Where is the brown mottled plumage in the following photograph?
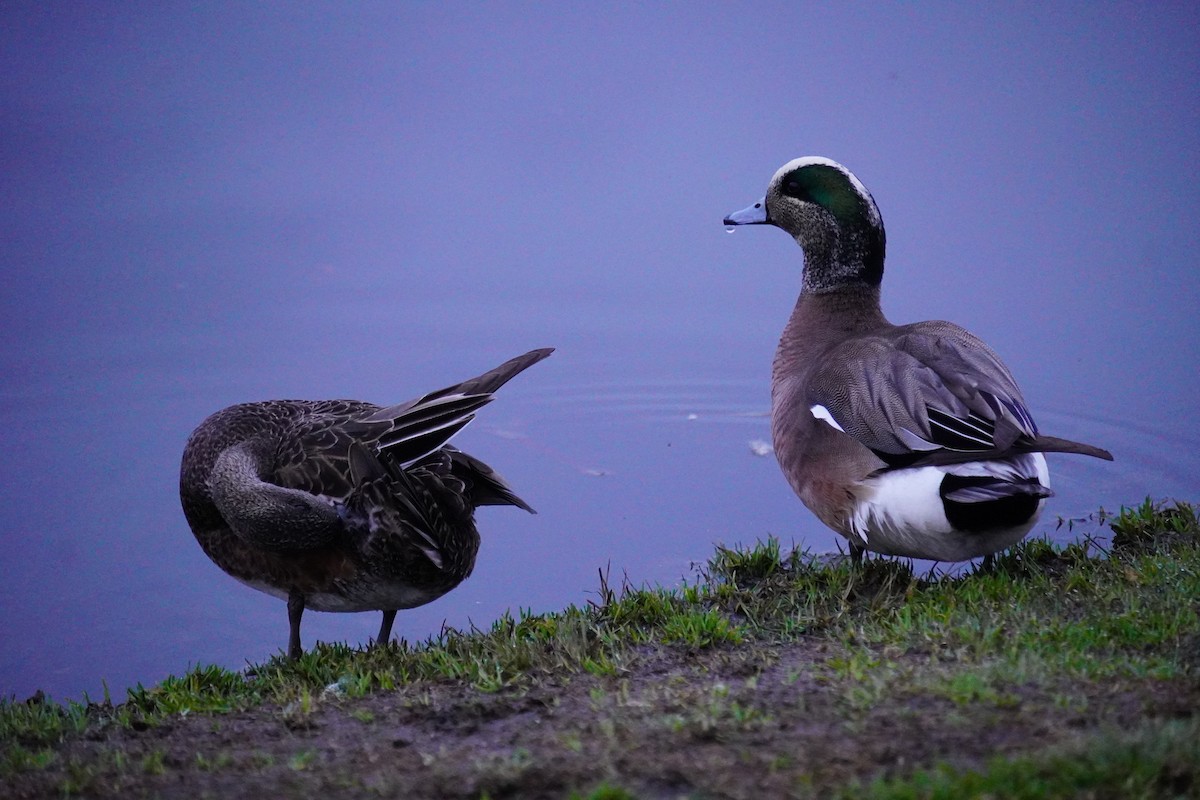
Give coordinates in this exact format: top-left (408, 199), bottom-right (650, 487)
top-left (180, 348), bottom-right (552, 658)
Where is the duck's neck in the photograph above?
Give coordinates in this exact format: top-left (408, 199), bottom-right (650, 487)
top-left (209, 442), bottom-right (344, 551)
top-left (774, 285), bottom-right (890, 379)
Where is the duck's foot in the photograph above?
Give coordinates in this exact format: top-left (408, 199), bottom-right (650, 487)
top-left (375, 609), bottom-right (397, 648)
top-left (287, 590), bottom-right (305, 661)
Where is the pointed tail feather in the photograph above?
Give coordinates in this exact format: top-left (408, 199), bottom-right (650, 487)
top-left (1024, 435), bottom-right (1113, 461)
top-left (424, 348), bottom-right (555, 400)
top-left (367, 349), bottom-right (554, 468)
top-left (891, 434), bottom-right (1113, 471)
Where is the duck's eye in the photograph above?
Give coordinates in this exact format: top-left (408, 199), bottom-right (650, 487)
top-left (782, 176), bottom-right (821, 205)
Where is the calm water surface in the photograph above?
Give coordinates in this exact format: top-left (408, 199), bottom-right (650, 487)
top-left (2, 4), bottom-right (1197, 704)
top-left (0, 284), bottom-right (1194, 703)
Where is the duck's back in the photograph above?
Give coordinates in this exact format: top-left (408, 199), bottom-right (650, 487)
top-left (179, 399), bottom-right (375, 536)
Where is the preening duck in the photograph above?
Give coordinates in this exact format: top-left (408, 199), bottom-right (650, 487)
top-left (179, 348), bottom-right (553, 658)
top-left (724, 158), bottom-right (1111, 563)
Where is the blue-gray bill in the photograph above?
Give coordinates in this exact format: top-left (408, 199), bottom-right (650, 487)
top-left (723, 198), bottom-right (769, 226)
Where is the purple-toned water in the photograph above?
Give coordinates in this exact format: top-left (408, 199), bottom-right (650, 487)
top-left (2, 4), bottom-right (1196, 703)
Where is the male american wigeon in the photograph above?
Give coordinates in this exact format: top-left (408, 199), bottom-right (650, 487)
top-left (180, 348), bottom-right (552, 658)
top-left (725, 157), bottom-right (1111, 563)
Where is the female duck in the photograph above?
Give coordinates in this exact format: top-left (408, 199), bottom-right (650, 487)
top-left (724, 158), bottom-right (1110, 563)
top-left (180, 348), bottom-right (552, 658)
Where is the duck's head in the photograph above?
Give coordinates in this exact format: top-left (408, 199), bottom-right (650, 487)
top-left (725, 157), bottom-right (886, 293)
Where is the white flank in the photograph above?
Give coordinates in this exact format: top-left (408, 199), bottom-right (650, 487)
top-left (850, 467), bottom-right (949, 549)
top-left (848, 454), bottom-right (1051, 561)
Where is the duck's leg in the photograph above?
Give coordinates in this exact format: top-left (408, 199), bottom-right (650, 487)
top-left (850, 542), bottom-right (865, 567)
top-left (287, 590), bottom-right (306, 660)
top-left (980, 553), bottom-right (996, 572)
top-left (375, 610), bottom-right (397, 648)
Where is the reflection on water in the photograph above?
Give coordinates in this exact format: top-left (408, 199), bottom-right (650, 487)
top-left (0, 341), bottom-right (1195, 704)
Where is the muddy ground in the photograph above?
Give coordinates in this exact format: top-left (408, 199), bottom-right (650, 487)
top-left (6, 636), bottom-right (1196, 799)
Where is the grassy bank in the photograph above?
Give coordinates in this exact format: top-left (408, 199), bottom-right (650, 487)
top-left (2, 499), bottom-right (1197, 799)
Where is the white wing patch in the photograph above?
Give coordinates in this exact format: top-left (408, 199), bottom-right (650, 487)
top-left (809, 404), bottom-right (845, 432)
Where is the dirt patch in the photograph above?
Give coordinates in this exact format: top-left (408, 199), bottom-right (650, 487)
top-left (7, 638), bottom-right (1195, 799)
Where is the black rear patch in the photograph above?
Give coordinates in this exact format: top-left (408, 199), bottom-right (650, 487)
top-left (940, 474), bottom-right (1044, 532)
